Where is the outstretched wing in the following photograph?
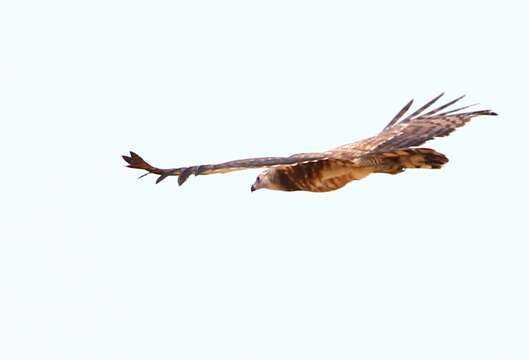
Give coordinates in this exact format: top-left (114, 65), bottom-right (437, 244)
top-left (332, 93), bottom-right (497, 156)
top-left (122, 151), bottom-right (326, 185)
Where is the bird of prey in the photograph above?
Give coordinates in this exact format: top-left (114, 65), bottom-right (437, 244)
top-left (123, 93), bottom-right (496, 192)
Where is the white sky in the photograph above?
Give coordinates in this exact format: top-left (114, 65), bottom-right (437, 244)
top-left (1, 0), bottom-right (528, 359)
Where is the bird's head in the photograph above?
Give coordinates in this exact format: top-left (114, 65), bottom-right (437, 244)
top-left (251, 168), bottom-right (297, 192)
top-left (251, 169), bottom-right (282, 192)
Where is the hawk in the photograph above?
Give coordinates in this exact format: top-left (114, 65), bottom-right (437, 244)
top-left (123, 93), bottom-right (496, 192)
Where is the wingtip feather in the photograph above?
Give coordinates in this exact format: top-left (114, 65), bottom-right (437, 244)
top-left (177, 167), bottom-right (195, 186)
top-left (156, 174), bottom-right (169, 184)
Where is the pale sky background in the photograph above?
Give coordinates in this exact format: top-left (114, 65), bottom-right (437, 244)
top-left (1, 0), bottom-right (528, 359)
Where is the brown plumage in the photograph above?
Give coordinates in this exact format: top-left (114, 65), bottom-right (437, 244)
top-left (122, 93), bottom-right (496, 192)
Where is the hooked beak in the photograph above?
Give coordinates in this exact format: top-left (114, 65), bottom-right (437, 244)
top-left (250, 184), bottom-right (256, 192)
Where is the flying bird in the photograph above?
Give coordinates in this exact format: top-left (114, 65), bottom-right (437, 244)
top-left (123, 93), bottom-right (496, 192)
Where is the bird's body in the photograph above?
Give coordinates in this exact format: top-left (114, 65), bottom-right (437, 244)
top-left (123, 93), bottom-right (496, 192)
top-left (261, 148), bottom-right (448, 192)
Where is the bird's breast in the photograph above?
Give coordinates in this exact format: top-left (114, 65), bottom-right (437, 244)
top-left (275, 160), bottom-right (374, 192)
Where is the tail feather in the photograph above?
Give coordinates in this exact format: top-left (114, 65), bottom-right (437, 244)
top-left (399, 148), bottom-right (448, 169)
top-left (371, 148), bottom-right (449, 174)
